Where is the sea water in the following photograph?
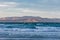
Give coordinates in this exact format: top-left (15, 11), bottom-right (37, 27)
top-left (0, 22), bottom-right (60, 40)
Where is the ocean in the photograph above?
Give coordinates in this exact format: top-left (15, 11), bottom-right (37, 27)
top-left (0, 22), bottom-right (60, 40)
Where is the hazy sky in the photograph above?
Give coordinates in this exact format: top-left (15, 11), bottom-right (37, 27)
top-left (0, 0), bottom-right (60, 18)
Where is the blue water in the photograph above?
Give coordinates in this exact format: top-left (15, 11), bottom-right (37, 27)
top-left (0, 22), bottom-right (60, 40)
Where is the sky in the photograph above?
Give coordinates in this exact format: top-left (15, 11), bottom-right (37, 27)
top-left (0, 0), bottom-right (60, 18)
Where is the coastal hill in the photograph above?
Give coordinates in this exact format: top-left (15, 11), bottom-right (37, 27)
top-left (0, 16), bottom-right (60, 22)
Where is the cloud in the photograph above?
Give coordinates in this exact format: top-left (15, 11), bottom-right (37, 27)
top-left (0, 0), bottom-right (59, 18)
top-left (0, 2), bottom-right (18, 7)
top-left (0, 8), bottom-right (60, 18)
top-left (0, 4), bottom-right (8, 7)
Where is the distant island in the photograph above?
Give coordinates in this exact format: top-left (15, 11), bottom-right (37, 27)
top-left (0, 16), bottom-right (60, 22)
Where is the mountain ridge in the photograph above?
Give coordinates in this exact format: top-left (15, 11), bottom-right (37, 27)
top-left (0, 16), bottom-right (60, 22)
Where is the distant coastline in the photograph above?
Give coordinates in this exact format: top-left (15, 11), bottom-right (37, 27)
top-left (0, 16), bottom-right (60, 22)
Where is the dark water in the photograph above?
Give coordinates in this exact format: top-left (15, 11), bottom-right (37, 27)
top-left (0, 22), bottom-right (60, 40)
